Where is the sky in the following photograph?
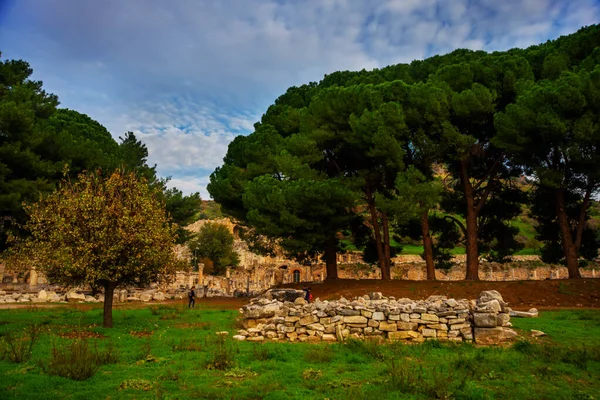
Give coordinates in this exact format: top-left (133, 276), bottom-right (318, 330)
top-left (1, 0), bottom-right (599, 199)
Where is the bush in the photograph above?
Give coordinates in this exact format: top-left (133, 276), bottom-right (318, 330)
top-left (0, 324), bottom-right (40, 363)
top-left (205, 335), bottom-right (236, 370)
top-left (48, 339), bottom-right (118, 381)
top-left (304, 345), bottom-right (334, 363)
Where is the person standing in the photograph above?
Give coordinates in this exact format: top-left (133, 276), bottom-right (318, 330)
top-left (188, 286), bottom-right (196, 309)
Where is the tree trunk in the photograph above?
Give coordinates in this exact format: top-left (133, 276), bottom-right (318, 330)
top-left (103, 282), bottom-right (117, 328)
top-left (381, 212), bottom-right (392, 280)
top-left (461, 160), bottom-right (480, 281)
top-left (325, 237), bottom-right (338, 280)
top-left (555, 189), bottom-right (582, 279)
top-left (421, 210), bottom-right (436, 281)
top-left (366, 192), bottom-right (388, 280)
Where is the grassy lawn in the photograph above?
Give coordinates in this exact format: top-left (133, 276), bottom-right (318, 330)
top-left (1, 304), bottom-right (599, 399)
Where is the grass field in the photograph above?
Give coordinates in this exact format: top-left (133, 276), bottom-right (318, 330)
top-left (1, 304), bottom-right (599, 399)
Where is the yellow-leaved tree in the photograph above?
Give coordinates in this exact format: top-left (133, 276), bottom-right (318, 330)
top-left (6, 169), bottom-right (183, 327)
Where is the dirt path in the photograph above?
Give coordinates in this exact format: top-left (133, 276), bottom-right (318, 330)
top-left (2, 279), bottom-right (599, 311)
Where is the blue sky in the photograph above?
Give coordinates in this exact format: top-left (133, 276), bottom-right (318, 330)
top-left (1, 0), bottom-right (599, 199)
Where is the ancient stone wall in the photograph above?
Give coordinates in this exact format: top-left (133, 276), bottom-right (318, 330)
top-left (234, 290), bottom-right (517, 345)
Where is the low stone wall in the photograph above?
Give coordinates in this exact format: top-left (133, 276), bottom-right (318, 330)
top-left (234, 290), bottom-right (517, 345)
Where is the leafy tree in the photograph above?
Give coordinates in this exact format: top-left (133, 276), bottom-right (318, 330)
top-left (162, 187), bottom-right (202, 243)
top-left (0, 55), bottom-right (59, 250)
top-left (5, 169), bottom-right (181, 327)
top-left (118, 131), bottom-right (158, 184)
top-left (188, 222), bottom-right (239, 276)
top-left (495, 67), bottom-right (600, 277)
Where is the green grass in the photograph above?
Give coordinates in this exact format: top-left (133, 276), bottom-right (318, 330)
top-left (1, 306), bottom-right (599, 399)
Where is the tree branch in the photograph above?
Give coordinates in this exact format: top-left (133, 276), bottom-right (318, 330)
top-left (444, 215), bottom-right (467, 237)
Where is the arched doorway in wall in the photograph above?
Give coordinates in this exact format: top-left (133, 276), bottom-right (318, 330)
top-left (293, 270), bottom-right (300, 283)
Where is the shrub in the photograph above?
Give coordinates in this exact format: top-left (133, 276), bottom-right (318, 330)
top-left (48, 339), bottom-right (118, 381)
top-left (303, 345), bottom-right (334, 363)
top-left (205, 335), bottom-right (236, 370)
top-left (172, 338), bottom-right (202, 352)
top-left (0, 324), bottom-right (40, 363)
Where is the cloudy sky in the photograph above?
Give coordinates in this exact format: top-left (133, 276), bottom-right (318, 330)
top-left (1, 0), bottom-right (598, 198)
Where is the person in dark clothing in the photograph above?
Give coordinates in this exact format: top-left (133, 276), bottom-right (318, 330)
top-left (305, 287), bottom-right (312, 303)
top-left (188, 286), bottom-right (196, 309)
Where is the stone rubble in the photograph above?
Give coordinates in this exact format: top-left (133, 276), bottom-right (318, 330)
top-left (234, 289), bottom-right (519, 345)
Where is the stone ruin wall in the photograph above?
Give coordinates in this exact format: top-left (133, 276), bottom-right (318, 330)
top-left (234, 289), bottom-right (520, 346)
top-left (1, 217), bottom-right (598, 297)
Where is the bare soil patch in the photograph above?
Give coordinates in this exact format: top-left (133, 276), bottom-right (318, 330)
top-left (280, 278), bottom-right (600, 309)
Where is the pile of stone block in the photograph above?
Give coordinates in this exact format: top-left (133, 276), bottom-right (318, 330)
top-left (233, 289), bottom-right (520, 345)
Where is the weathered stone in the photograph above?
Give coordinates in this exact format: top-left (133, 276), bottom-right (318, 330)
top-left (38, 290), bottom-right (49, 300)
top-left (509, 309), bottom-right (539, 318)
top-left (285, 316), bottom-right (300, 323)
top-left (427, 324), bottom-right (448, 331)
top-left (450, 323), bottom-right (471, 331)
top-left (437, 311), bottom-right (457, 317)
top-left (477, 290), bottom-right (505, 305)
top-left (299, 315), bottom-right (318, 326)
top-left (294, 297), bottom-right (307, 305)
top-left (372, 312), bottom-right (385, 321)
top-left (322, 334), bottom-right (337, 342)
top-left (341, 309), bottom-right (360, 316)
top-left (474, 313), bottom-right (497, 328)
top-left (421, 313), bottom-right (439, 322)
top-left (496, 313), bottom-right (510, 327)
top-left (247, 336), bottom-right (265, 342)
top-left (400, 313), bottom-right (410, 322)
top-left (232, 335), bottom-right (246, 341)
top-left (445, 299), bottom-right (458, 307)
top-left (397, 322), bottom-right (417, 331)
top-left (447, 318), bottom-right (466, 325)
top-left (474, 327), bottom-right (517, 345)
top-left (343, 315), bottom-right (368, 324)
top-left (378, 321), bottom-right (397, 332)
top-left (388, 314), bottom-right (400, 321)
top-left (388, 330), bottom-right (419, 340)
top-left (307, 323), bottom-right (325, 331)
top-left (66, 291), bottom-right (85, 302)
top-left (476, 299), bottom-right (502, 313)
top-left (531, 330), bottom-right (546, 337)
top-left (139, 293), bottom-right (152, 302)
top-left (422, 328), bottom-right (436, 337)
top-left (369, 292), bottom-right (383, 300)
top-left (361, 310), bottom-right (373, 318)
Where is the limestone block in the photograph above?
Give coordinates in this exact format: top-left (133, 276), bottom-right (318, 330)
top-left (496, 313), bottom-right (510, 327)
top-left (509, 309), bottom-right (538, 318)
top-left (447, 318), bottom-right (466, 325)
top-left (307, 323), bottom-right (325, 332)
top-left (397, 322), bottom-right (417, 331)
top-left (299, 315), bottom-right (318, 326)
top-left (294, 297), bottom-right (307, 305)
top-left (474, 327), bottom-right (517, 345)
top-left (247, 336), bottom-right (265, 342)
top-left (342, 315), bottom-right (368, 324)
top-left (421, 313), bottom-right (439, 322)
top-left (388, 330), bottom-right (419, 340)
top-left (400, 313), bottom-right (410, 322)
top-left (427, 324), bottom-right (448, 331)
top-left (474, 313), bottom-right (497, 328)
top-left (285, 316), bottom-right (300, 323)
top-left (372, 312), bottom-right (385, 321)
top-left (322, 334), bottom-right (337, 342)
top-left (378, 321), bottom-right (397, 332)
top-left (475, 299), bottom-right (502, 313)
top-left (140, 293), bottom-right (152, 302)
top-left (388, 314), bottom-right (400, 321)
top-left (38, 290), bottom-right (49, 300)
top-left (341, 309), bottom-right (361, 316)
top-left (233, 335), bottom-right (246, 341)
top-left (422, 329), bottom-right (436, 338)
top-left (320, 317), bottom-right (331, 325)
top-left (66, 291), bottom-right (85, 302)
top-left (361, 310), bottom-right (373, 318)
top-left (450, 323), bottom-right (471, 331)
